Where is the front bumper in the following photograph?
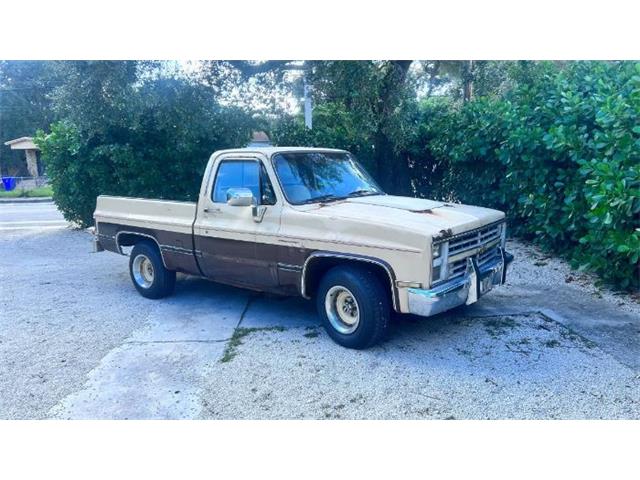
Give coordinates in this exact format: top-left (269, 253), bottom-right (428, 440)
top-left (407, 248), bottom-right (514, 317)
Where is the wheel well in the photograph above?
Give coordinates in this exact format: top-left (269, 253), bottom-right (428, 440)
top-left (117, 232), bottom-right (169, 269)
top-left (117, 232), bottom-right (158, 249)
top-left (117, 232), bottom-right (163, 256)
top-left (303, 256), bottom-right (397, 310)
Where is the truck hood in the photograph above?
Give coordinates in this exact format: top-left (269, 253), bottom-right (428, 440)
top-left (296, 194), bottom-right (505, 237)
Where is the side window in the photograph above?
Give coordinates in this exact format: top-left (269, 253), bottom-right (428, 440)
top-left (212, 160), bottom-right (278, 205)
top-left (212, 160), bottom-right (259, 203)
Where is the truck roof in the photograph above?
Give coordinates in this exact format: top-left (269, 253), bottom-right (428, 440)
top-left (213, 146), bottom-right (348, 157)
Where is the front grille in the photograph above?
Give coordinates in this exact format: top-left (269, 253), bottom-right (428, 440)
top-left (448, 246), bottom-right (501, 280)
top-left (447, 222), bottom-right (502, 256)
top-left (431, 220), bottom-right (505, 286)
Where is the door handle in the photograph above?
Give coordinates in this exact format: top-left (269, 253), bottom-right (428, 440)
top-left (203, 207), bottom-right (221, 214)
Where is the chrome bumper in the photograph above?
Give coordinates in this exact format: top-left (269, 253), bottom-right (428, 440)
top-left (407, 248), bottom-right (514, 317)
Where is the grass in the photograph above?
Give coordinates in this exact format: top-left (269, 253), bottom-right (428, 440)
top-left (220, 326), bottom-right (286, 363)
top-left (303, 327), bottom-right (320, 339)
top-left (0, 186), bottom-right (53, 198)
top-left (483, 317), bottom-right (518, 338)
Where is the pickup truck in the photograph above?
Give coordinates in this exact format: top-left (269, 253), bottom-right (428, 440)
top-left (94, 147), bottom-right (513, 349)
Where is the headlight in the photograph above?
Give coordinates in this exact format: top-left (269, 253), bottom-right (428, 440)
top-left (431, 265), bottom-right (442, 282)
top-left (431, 242), bottom-right (447, 284)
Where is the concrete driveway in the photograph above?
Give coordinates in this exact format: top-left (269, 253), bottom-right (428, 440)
top-left (1, 202), bottom-right (638, 419)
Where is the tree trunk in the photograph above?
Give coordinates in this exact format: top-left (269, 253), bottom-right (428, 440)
top-left (463, 60), bottom-right (474, 102)
top-left (374, 60), bottom-right (412, 195)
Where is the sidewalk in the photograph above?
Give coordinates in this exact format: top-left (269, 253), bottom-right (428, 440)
top-left (0, 197), bottom-right (53, 204)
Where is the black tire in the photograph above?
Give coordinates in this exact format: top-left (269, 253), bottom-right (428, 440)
top-left (129, 241), bottom-right (176, 299)
top-left (316, 265), bottom-right (391, 349)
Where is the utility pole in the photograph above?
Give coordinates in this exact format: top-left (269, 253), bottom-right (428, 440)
top-left (303, 72), bottom-right (312, 129)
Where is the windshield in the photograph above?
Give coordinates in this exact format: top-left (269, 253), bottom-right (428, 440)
top-left (272, 152), bottom-right (384, 205)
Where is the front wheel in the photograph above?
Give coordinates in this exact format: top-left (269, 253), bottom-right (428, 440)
top-left (129, 241), bottom-right (176, 299)
top-left (316, 265), bottom-right (390, 349)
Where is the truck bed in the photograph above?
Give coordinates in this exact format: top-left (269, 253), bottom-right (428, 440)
top-left (94, 195), bottom-right (200, 275)
top-left (94, 195), bottom-right (196, 234)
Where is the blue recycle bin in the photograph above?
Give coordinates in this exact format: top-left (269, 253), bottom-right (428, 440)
top-left (1, 177), bottom-right (17, 191)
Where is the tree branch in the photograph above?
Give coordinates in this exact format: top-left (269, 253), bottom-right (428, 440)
top-left (225, 61), bottom-right (301, 77)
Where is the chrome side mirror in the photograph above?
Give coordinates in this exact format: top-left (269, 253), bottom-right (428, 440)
top-left (226, 188), bottom-right (254, 207)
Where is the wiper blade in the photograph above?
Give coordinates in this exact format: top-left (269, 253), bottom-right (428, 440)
top-left (301, 194), bottom-right (345, 204)
top-left (346, 189), bottom-right (381, 198)
top-left (301, 190), bottom-right (381, 204)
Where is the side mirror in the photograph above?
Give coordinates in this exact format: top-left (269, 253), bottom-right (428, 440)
top-left (226, 188), bottom-right (254, 207)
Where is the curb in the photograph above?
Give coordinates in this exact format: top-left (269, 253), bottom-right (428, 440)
top-left (0, 197), bottom-right (53, 204)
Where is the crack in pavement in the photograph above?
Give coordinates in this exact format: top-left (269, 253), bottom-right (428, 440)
top-left (234, 293), bottom-right (259, 330)
top-left (458, 309), bottom-right (541, 319)
top-left (48, 285), bottom-right (251, 419)
top-left (123, 338), bottom-right (231, 345)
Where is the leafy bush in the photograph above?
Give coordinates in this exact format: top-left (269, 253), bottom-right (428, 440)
top-left (416, 62), bottom-right (640, 290)
top-left (36, 77), bottom-right (254, 227)
top-left (270, 102), bottom-right (378, 172)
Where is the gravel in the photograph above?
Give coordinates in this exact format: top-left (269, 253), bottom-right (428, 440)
top-left (1, 222), bottom-right (638, 420)
top-left (198, 238), bottom-right (640, 419)
top-left (199, 312), bottom-right (639, 420)
top-left (0, 228), bottom-right (151, 419)
top-left (505, 240), bottom-right (640, 318)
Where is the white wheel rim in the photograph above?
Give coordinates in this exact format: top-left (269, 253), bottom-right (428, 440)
top-left (325, 285), bottom-right (360, 334)
top-left (132, 254), bottom-right (155, 288)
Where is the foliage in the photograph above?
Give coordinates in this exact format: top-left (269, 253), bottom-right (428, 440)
top-left (406, 97), bottom-right (462, 200)
top-left (270, 102), bottom-right (378, 171)
top-left (197, 61), bottom-right (300, 116)
top-left (415, 61), bottom-right (639, 290)
top-left (10, 60), bottom-right (640, 289)
top-left (36, 63), bottom-right (255, 227)
top-left (271, 60), bottom-right (416, 194)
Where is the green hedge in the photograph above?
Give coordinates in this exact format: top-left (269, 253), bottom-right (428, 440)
top-left (412, 62), bottom-right (640, 290)
top-left (36, 79), bottom-right (254, 227)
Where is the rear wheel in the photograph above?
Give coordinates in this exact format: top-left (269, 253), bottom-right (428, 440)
top-left (316, 265), bottom-right (390, 349)
top-left (129, 241), bottom-right (175, 299)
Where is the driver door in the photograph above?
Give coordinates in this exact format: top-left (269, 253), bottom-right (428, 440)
top-left (194, 157), bottom-right (279, 289)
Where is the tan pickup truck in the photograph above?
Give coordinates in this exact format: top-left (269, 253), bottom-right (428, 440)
top-left (94, 147), bottom-right (513, 349)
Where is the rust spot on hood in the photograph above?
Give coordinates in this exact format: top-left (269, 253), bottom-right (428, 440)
top-left (434, 228), bottom-right (454, 242)
top-left (314, 200), bottom-right (347, 208)
top-left (410, 208), bottom-right (433, 214)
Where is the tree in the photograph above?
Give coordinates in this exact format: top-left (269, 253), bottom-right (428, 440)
top-left (0, 61), bottom-right (58, 175)
top-left (37, 61), bottom-right (256, 226)
top-left (197, 60), bottom-right (304, 117)
top-left (270, 60), bottom-right (416, 194)
top-left (47, 61), bottom-right (146, 141)
top-left (371, 60), bottom-right (413, 194)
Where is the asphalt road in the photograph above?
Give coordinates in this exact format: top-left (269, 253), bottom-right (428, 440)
top-left (1, 202), bottom-right (638, 419)
top-left (0, 201), bottom-right (68, 231)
